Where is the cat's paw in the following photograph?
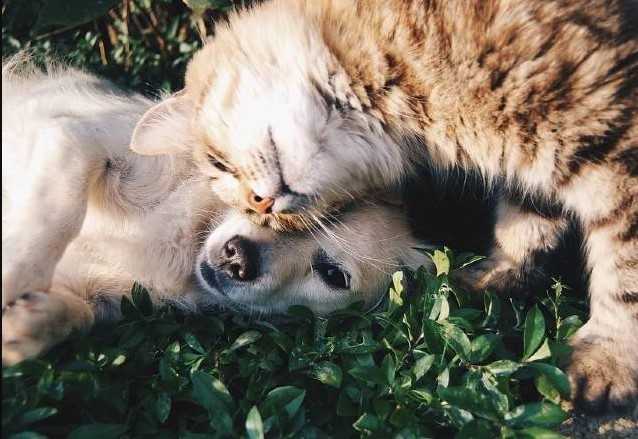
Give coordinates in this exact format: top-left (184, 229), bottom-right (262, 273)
top-left (450, 256), bottom-right (529, 296)
top-left (2, 291), bottom-right (70, 366)
top-left (568, 337), bottom-right (638, 414)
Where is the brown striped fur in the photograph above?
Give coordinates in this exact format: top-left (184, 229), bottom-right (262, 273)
top-left (130, 0), bottom-right (638, 413)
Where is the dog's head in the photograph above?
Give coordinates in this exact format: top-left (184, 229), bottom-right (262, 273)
top-left (195, 201), bottom-right (432, 317)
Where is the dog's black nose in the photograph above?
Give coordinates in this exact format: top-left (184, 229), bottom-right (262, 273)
top-left (219, 236), bottom-right (258, 281)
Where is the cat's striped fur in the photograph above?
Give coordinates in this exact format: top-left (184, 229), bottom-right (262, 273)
top-left (130, 0), bottom-right (638, 413)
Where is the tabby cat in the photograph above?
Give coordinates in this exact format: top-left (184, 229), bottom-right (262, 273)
top-left (130, 0), bottom-right (638, 412)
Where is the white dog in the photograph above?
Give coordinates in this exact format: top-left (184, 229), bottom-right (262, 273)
top-left (1, 56), bottom-right (430, 365)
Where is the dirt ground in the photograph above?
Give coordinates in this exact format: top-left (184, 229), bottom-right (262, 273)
top-left (559, 404), bottom-right (638, 438)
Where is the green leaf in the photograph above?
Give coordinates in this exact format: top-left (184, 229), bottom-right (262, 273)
top-left (348, 366), bottom-right (388, 386)
top-left (481, 291), bottom-right (501, 328)
top-left (412, 354), bottom-right (435, 383)
top-left (526, 363), bottom-right (571, 398)
top-left (454, 253), bottom-right (486, 270)
top-left (35, 0), bottom-right (121, 32)
top-left (392, 271), bottom-right (405, 296)
top-left (373, 399), bottom-right (393, 420)
top-left (480, 373), bottom-right (509, 413)
top-left (526, 339), bottom-right (552, 362)
top-left (131, 283), bottom-right (153, 316)
top-left (353, 413), bottom-right (382, 432)
top-left (8, 433), bottom-right (48, 439)
top-left (437, 366), bottom-right (450, 388)
top-left (261, 386), bottom-right (306, 420)
top-left (470, 334), bottom-right (499, 363)
top-left (183, 332), bottom-right (206, 355)
top-left (389, 271), bottom-right (405, 313)
top-left (165, 340), bottom-right (181, 361)
top-left (504, 402), bottom-right (569, 429)
top-left (438, 386), bottom-right (499, 421)
top-left (485, 360), bottom-right (522, 377)
top-left (120, 295), bottom-right (138, 318)
top-left (229, 330), bottom-right (262, 351)
top-left (18, 407), bottom-right (58, 426)
top-left (389, 406), bottom-right (418, 428)
top-left (111, 354), bottom-right (126, 366)
top-left (381, 354), bottom-right (396, 385)
top-left (246, 406), bottom-right (264, 439)
top-left (422, 319), bottom-right (444, 353)
top-left (441, 323), bottom-right (472, 361)
top-left (436, 296), bottom-right (451, 322)
top-left (515, 427), bottom-right (566, 439)
top-left (444, 406), bottom-right (474, 429)
top-left (408, 388), bottom-right (434, 405)
top-left (431, 250), bottom-right (451, 276)
top-left (534, 374), bottom-right (560, 404)
top-left (556, 315), bottom-right (583, 340)
top-left (68, 424), bottom-right (128, 439)
top-left (287, 305), bottom-right (315, 322)
top-left (190, 371), bottom-right (233, 434)
top-left (183, 0), bottom-right (232, 16)
top-left (523, 305), bottom-right (546, 360)
top-left (155, 393), bottom-right (171, 423)
top-left (456, 419), bottom-right (496, 439)
top-left (311, 361), bottom-right (342, 388)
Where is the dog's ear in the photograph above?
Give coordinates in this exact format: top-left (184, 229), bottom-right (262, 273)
top-left (374, 188), bottom-right (405, 209)
top-left (130, 91), bottom-right (193, 156)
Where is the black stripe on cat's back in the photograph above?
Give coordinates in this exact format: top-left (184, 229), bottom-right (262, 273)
top-left (566, 107), bottom-right (634, 176)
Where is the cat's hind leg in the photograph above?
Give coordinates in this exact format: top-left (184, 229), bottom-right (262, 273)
top-left (452, 197), bottom-right (568, 296)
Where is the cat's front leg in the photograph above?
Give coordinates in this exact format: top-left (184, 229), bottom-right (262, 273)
top-left (568, 211), bottom-right (638, 413)
top-left (451, 198), bottom-right (568, 296)
top-left (2, 289), bottom-right (94, 365)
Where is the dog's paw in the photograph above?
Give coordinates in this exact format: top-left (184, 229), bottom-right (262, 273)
top-left (568, 337), bottom-right (638, 414)
top-left (2, 291), bottom-right (70, 366)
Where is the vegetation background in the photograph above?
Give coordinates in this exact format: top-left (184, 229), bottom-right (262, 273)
top-left (1, 1), bottom-right (629, 438)
top-left (3, 0), bottom-right (241, 94)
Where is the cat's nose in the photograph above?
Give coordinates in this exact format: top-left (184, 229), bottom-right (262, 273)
top-left (218, 236), bottom-right (258, 281)
top-left (245, 190), bottom-right (275, 214)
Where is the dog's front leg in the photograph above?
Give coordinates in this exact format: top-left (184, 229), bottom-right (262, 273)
top-left (2, 122), bottom-right (103, 308)
top-left (2, 288), bottom-right (94, 365)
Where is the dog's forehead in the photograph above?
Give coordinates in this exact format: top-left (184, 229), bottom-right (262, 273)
top-left (320, 205), bottom-right (411, 259)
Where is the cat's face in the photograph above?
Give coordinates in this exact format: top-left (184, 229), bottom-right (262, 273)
top-left (130, 9), bottom-right (406, 231)
top-left (195, 203), bottom-right (431, 316)
top-left (190, 71), bottom-right (409, 230)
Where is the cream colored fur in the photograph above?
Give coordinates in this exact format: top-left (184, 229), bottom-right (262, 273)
top-left (1, 57), bottom-right (431, 364)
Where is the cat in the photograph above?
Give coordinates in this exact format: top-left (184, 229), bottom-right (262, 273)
top-left (129, 0), bottom-right (638, 412)
top-left (1, 55), bottom-right (430, 365)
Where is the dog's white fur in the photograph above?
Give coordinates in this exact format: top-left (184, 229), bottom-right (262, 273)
top-left (1, 56), bottom-right (430, 365)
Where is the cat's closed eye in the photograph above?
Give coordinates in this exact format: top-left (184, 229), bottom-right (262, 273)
top-left (207, 153), bottom-right (232, 173)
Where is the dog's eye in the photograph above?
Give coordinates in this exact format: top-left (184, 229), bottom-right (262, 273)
top-left (316, 262), bottom-right (351, 289)
top-left (207, 154), bottom-right (231, 173)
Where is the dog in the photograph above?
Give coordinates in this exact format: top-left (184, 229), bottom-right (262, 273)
top-left (1, 55), bottom-right (431, 365)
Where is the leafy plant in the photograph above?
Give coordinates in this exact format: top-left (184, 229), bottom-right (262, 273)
top-left (2, 3), bottom-right (588, 437)
top-left (2, 250), bottom-right (587, 438)
top-left (2, 0), bottom-right (240, 94)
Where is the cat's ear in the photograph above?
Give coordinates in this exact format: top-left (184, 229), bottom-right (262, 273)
top-left (130, 91), bottom-right (193, 156)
